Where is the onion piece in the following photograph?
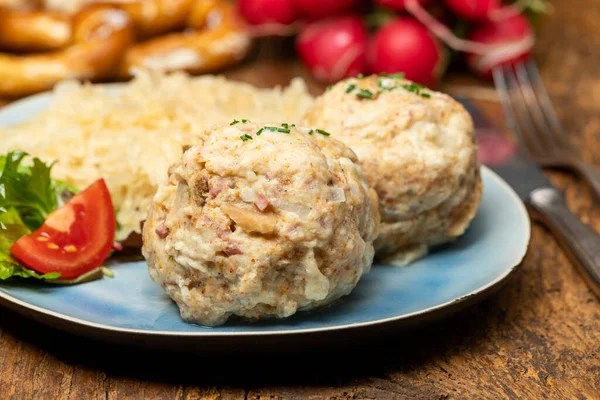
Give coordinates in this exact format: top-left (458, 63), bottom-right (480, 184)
top-left (328, 187), bottom-right (346, 203)
top-left (173, 181), bottom-right (189, 210)
top-left (240, 187), bottom-right (258, 203)
top-left (274, 200), bottom-right (312, 220)
top-left (221, 204), bottom-right (278, 234)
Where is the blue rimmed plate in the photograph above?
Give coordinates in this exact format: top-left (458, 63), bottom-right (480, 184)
top-left (0, 90), bottom-right (530, 351)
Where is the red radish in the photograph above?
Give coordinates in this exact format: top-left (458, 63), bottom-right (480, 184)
top-left (466, 14), bottom-right (534, 79)
top-left (292, 0), bottom-right (357, 20)
top-left (444, 0), bottom-right (500, 22)
top-left (296, 15), bottom-right (368, 83)
top-left (373, 0), bottom-right (429, 11)
top-left (238, 0), bottom-right (297, 25)
top-left (402, 0), bottom-right (535, 80)
top-left (367, 18), bottom-right (446, 87)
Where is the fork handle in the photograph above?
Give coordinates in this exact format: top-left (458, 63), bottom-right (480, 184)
top-left (528, 187), bottom-right (600, 298)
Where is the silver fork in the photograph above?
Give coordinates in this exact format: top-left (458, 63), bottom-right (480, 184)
top-left (492, 59), bottom-right (600, 199)
top-left (493, 62), bottom-right (600, 297)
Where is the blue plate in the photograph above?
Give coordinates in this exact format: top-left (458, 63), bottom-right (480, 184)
top-left (0, 90), bottom-right (530, 350)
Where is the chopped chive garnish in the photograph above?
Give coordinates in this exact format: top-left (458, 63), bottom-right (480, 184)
top-left (230, 119), bottom-right (240, 125)
top-left (389, 73), bottom-right (405, 79)
top-left (401, 83), bottom-right (427, 96)
top-left (345, 84), bottom-right (356, 93)
top-left (420, 93), bottom-right (431, 98)
top-left (246, 125), bottom-right (328, 140)
top-left (242, 119), bottom-right (250, 123)
top-left (356, 88), bottom-right (374, 99)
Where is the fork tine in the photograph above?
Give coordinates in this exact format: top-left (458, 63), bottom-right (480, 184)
top-left (493, 67), bottom-right (526, 146)
top-left (526, 59), bottom-right (569, 143)
top-left (506, 66), bottom-right (547, 155)
top-left (521, 60), bottom-right (571, 150)
top-left (514, 61), bottom-right (557, 150)
top-left (493, 66), bottom-right (545, 156)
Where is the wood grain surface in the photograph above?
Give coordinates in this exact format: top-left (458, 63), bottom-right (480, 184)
top-left (2, 0), bottom-right (600, 398)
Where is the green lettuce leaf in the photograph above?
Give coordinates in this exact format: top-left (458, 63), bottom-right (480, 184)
top-left (0, 207), bottom-right (60, 281)
top-left (0, 151), bottom-right (57, 231)
top-left (53, 178), bottom-right (79, 207)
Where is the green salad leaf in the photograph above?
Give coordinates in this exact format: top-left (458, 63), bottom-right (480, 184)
top-left (0, 207), bottom-right (60, 281)
top-left (0, 151), bottom-right (57, 231)
top-left (0, 151), bottom-right (66, 281)
top-left (54, 179), bottom-right (80, 207)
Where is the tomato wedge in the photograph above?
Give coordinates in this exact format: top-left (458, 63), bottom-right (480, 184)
top-left (10, 179), bottom-right (116, 279)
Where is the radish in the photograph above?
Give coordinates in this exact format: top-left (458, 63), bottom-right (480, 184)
top-left (367, 18), bottom-right (447, 87)
top-left (466, 14), bottom-right (534, 78)
top-left (296, 15), bottom-right (368, 83)
top-left (373, 0), bottom-right (429, 12)
top-left (238, 0), bottom-right (297, 25)
top-left (444, 0), bottom-right (500, 22)
top-left (403, 0), bottom-right (535, 80)
top-left (292, 0), bottom-right (357, 20)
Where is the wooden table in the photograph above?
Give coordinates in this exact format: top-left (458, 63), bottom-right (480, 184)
top-left (2, 1), bottom-right (600, 398)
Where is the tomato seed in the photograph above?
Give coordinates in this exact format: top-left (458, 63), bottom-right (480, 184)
top-left (36, 237), bottom-right (49, 242)
top-left (64, 245), bottom-right (77, 253)
top-left (47, 243), bottom-right (59, 250)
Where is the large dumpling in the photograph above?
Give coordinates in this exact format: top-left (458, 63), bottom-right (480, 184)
top-left (302, 74), bottom-right (482, 265)
top-left (142, 121), bottom-right (379, 326)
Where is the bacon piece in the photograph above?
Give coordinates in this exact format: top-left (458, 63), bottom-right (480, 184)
top-left (223, 243), bottom-right (243, 256)
top-left (155, 222), bottom-right (170, 239)
top-left (216, 227), bottom-right (231, 238)
top-left (209, 182), bottom-right (223, 199)
top-left (254, 194), bottom-right (271, 212)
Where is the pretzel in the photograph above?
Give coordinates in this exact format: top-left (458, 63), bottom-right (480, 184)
top-left (118, 0), bottom-right (251, 77)
top-left (98, 0), bottom-right (194, 38)
top-left (0, 0), bottom-right (41, 8)
top-left (0, 0), bottom-right (251, 98)
top-left (0, 9), bottom-right (72, 51)
top-left (0, 5), bottom-right (135, 98)
top-left (0, 0), bottom-right (192, 40)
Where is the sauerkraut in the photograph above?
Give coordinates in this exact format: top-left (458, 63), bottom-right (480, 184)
top-left (0, 69), bottom-right (315, 239)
